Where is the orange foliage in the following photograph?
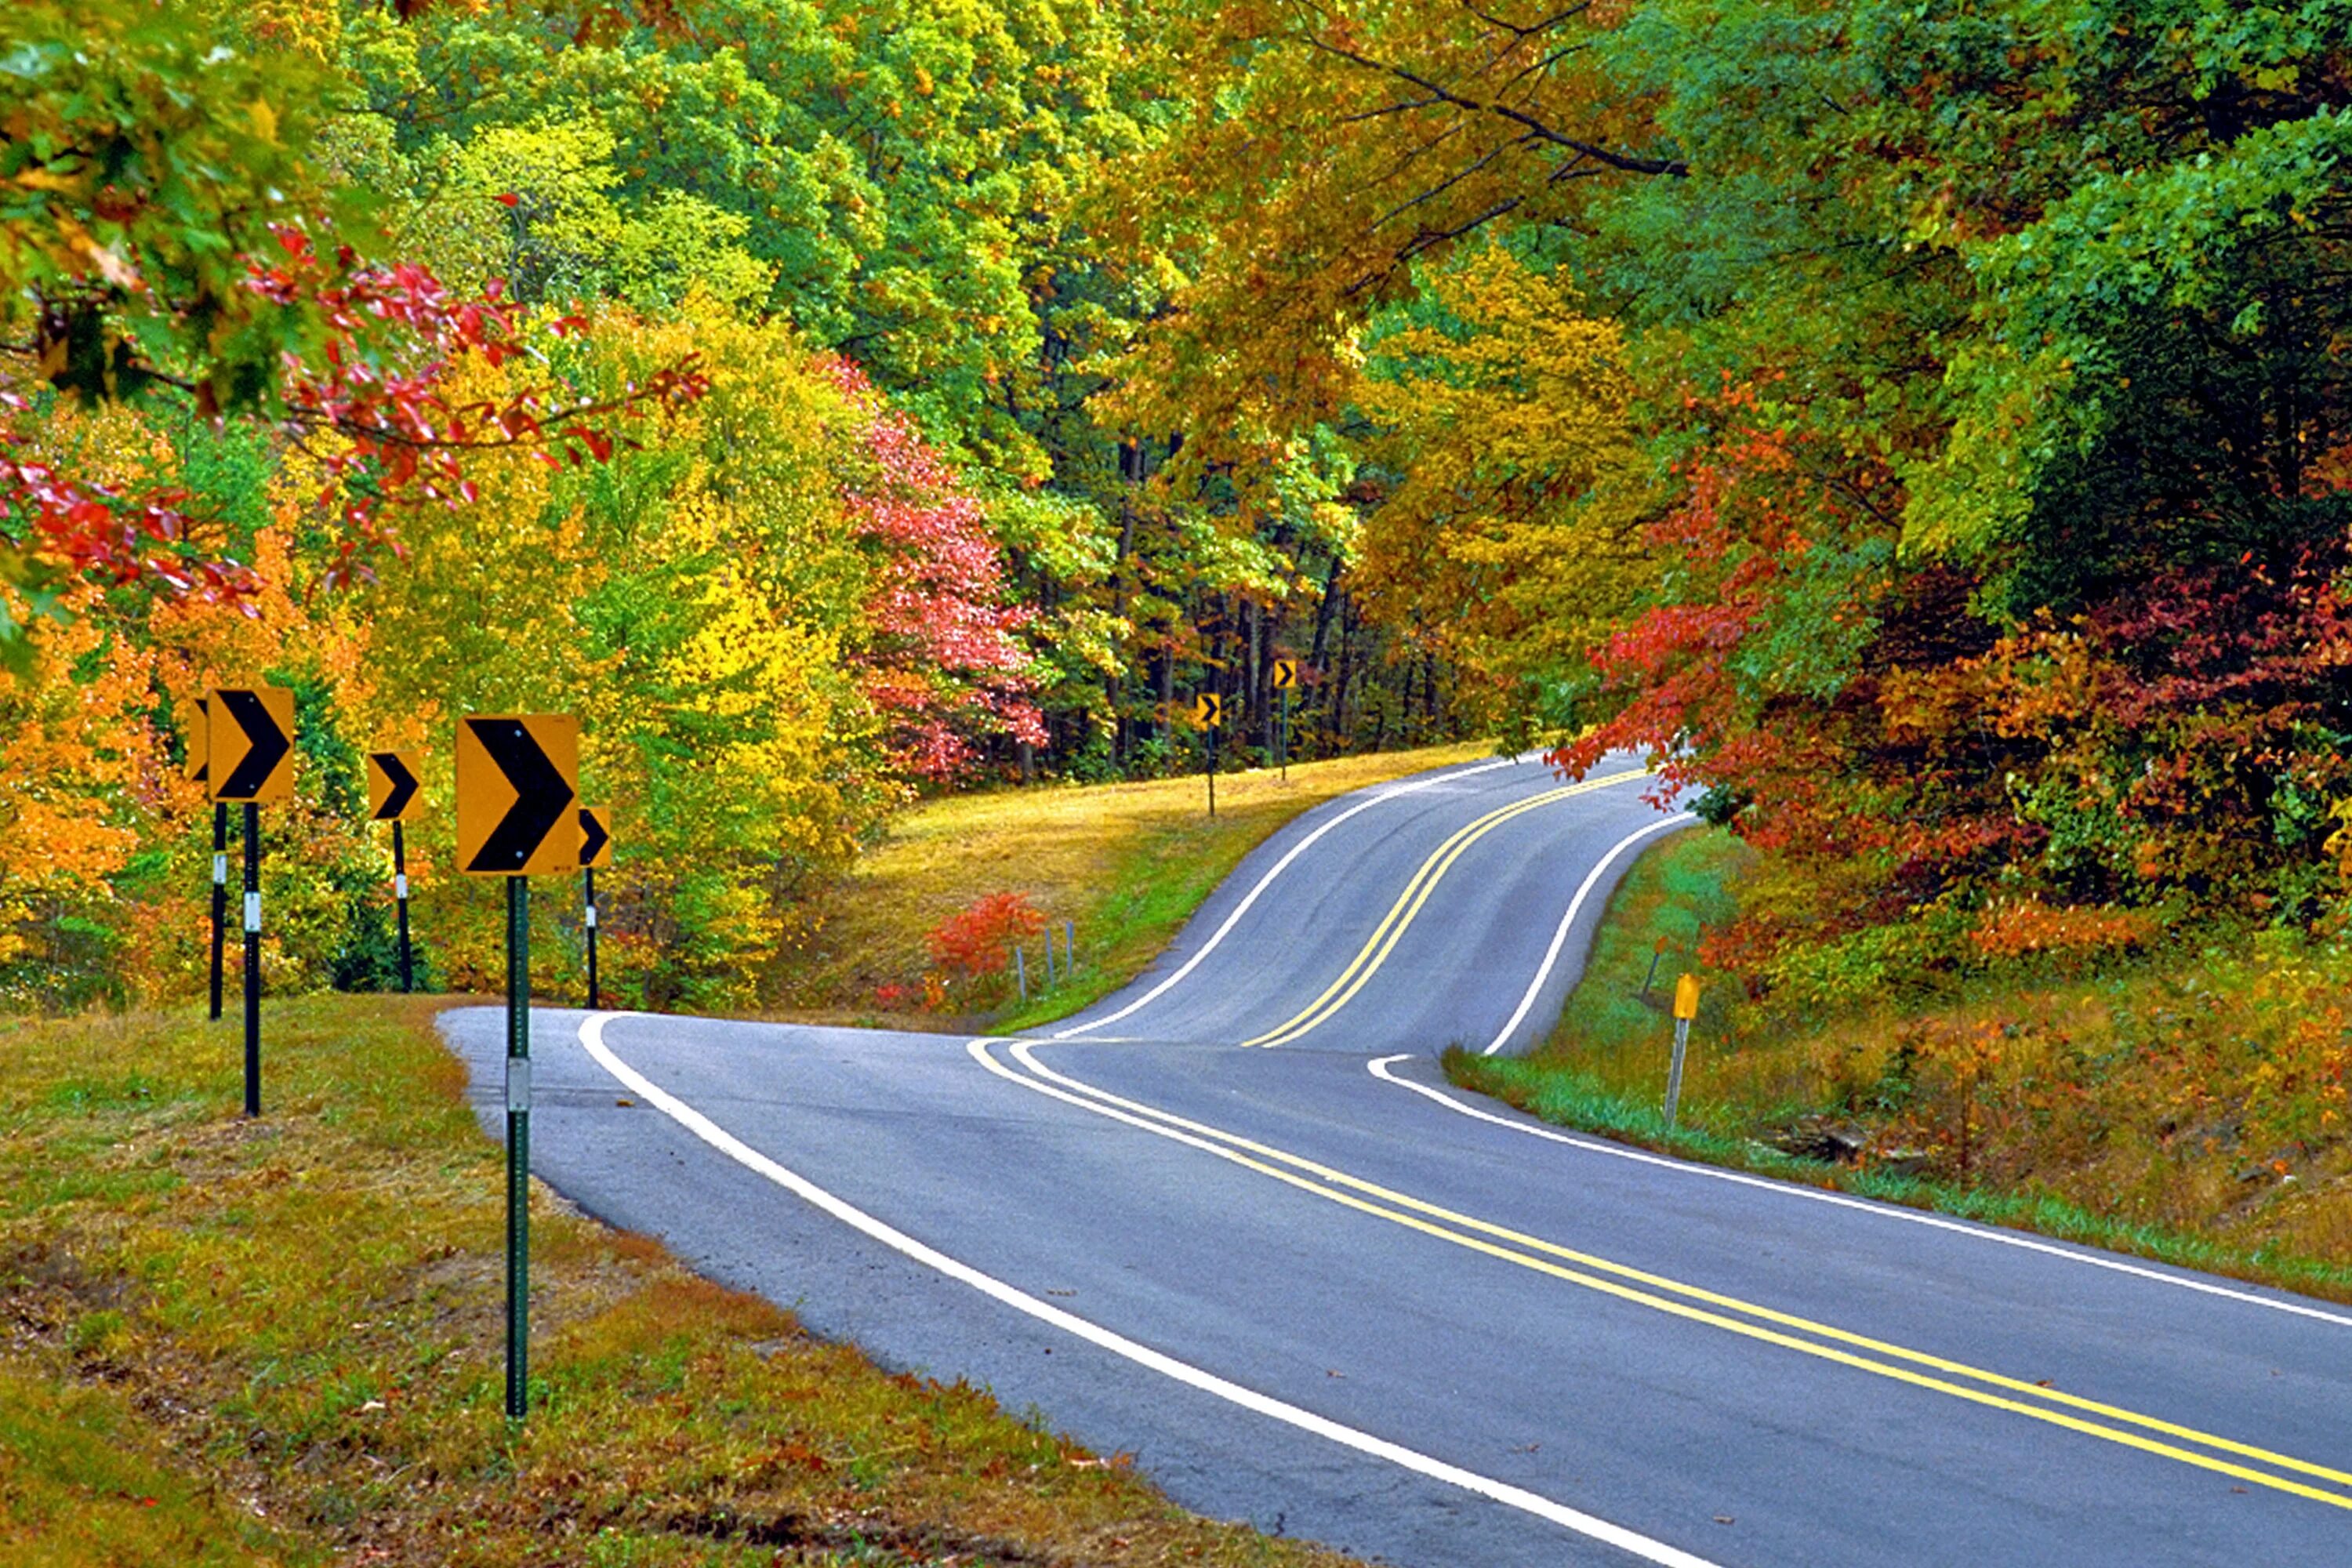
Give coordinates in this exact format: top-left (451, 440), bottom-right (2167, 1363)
top-left (1969, 896), bottom-right (2155, 960)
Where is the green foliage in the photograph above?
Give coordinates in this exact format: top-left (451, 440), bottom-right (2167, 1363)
top-left (0, 0), bottom-right (353, 412)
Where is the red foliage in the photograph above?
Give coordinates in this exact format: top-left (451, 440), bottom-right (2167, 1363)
top-left (924, 891), bottom-right (1047, 981)
top-left (4, 227), bottom-right (707, 603)
top-left (1552, 376), bottom-right (2352, 971)
top-left (823, 358), bottom-right (1044, 781)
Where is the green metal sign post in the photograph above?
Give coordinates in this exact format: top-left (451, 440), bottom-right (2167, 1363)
top-left (504, 875), bottom-right (532, 1421)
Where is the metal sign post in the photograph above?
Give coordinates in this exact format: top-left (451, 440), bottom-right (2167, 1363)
top-left (1665, 973), bottom-right (1700, 1129)
top-left (456, 713), bottom-right (580, 1424)
top-left (1271, 659), bottom-right (1300, 782)
top-left (210, 803), bottom-right (227, 1021)
top-left (1641, 934), bottom-right (1670, 999)
top-left (504, 874), bottom-right (532, 1421)
top-left (578, 806), bottom-right (612, 1011)
top-left (1193, 693), bottom-right (1223, 818)
top-left (583, 868), bottom-right (598, 1011)
top-left (208, 686), bottom-right (295, 1116)
top-left (393, 821), bottom-right (412, 993)
top-left (241, 803), bottom-right (261, 1116)
top-left (365, 750), bottom-right (426, 994)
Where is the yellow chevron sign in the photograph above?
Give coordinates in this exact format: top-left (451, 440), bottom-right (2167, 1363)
top-left (366, 750), bottom-right (426, 822)
top-left (456, 714), bottom-right (579, 876)
top-left (578, 804), bottom-right (613, 869)
top-left (206, 686), bottom-right (295, 803)
top-left (179, 695), bottom-right (209, 783)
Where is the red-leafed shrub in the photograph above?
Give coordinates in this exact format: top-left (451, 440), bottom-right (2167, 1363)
top-left (924, 892), bottom-right (1047, 982)
top-left (824, 358), bottom-right (1045, 782)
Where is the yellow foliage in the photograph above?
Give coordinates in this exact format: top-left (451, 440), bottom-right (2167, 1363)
top-left (327, 306), bottom-right (887, 1004)
top-left (1352, 245), bottom-right (1645, 723)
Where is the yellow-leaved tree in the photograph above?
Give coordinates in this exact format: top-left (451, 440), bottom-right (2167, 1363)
top-left (334, 304), bottom-right (887, 1008)
top-left (1352, 245), bottom-right (1646, 739)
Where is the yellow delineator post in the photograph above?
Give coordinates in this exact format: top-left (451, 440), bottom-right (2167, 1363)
top-left (208, 685), bottom-right (296, 1118)
top-left (1666, 973), bottom-right (1700, 1129)
top-left (366, 750), bottom-right (426, 993)
top-left (455, 713), bottom-right (581, 1424)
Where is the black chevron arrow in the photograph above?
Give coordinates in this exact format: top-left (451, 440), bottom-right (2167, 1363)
top-left (217, 689), bottom-right (290, 799)
top-left (577, 807), bottom-right (610, 867)
top-left (372, 752), bottom-right (419, 821)
top-left (465, 719), bottom-right (575, 872)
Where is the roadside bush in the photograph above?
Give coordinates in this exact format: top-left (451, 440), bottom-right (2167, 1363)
top-left (924, 891), bottom-right (1047, 990)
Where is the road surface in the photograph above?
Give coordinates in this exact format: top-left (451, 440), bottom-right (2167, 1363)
top-left (441, 753), bottom-right (2352, 1566)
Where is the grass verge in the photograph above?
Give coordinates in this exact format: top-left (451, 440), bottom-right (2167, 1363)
top-left (782, 742), bottom-right (1494, 1032)
top-left (1, 995), bottom-right (1367, 1567)
top-left (1446, 828), bottom-right (2352, 1306)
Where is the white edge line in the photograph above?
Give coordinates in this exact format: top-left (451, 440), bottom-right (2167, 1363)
top-left (572, 1011), bottom-right (1722, 1568)
top-left (1366, 1056), bottom-right (2352, 1330)
top-left (1050, 757), bottom-right (1522, 1039)
top-left (1483, 812), bottom-right (1698, 1054)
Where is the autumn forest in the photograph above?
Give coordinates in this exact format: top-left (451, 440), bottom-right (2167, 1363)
top-left (5, 0), bottom-right (2350, 1025)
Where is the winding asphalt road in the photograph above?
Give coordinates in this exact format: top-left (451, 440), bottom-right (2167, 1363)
top-left (441, 753), bottom-right (2352, 1566)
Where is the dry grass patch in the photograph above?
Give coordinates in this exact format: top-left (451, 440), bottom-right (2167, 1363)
top-left (780, 742), bottom-right (1494, 1029)
top-left (0, 995), bottom-right (1370, 1567)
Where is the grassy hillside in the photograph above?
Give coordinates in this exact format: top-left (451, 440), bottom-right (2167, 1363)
top-left (0, 996), bottom-right (1365, 1568)
top-left (782, 742), bottom-right (1494, 1030)
top-left (1450, 828), bottom-right (2352, 1304)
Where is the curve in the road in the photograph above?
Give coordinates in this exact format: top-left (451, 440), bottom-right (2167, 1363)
top-left (581, 1010), bottom-right (1726, 1568)
top-left (1239, 769), bottom-right (1652, 1047)
top-left (1050, 755), bottom-right (1526, 1041)
top-left (982, 1040), bottom-right (2352, 1512)
top-left (1048, 753), bottom-right (1679, 1054)
top-left (447, 753), bottom-right (2352, 1568)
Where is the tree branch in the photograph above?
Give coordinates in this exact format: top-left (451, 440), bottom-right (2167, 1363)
top-left (1303, 35), bottom-right (1687, 177)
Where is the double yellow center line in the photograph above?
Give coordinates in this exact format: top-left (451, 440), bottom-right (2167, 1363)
top-left (980, 1042), bottom-right (2352, 1512)
top-left (1241, 769), bottom-right (1652, 1047)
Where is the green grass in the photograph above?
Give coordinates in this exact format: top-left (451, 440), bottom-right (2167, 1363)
top-left (779, 741), bottom-right (1494, 1030)
top-left (0, 1362), bottom-right (310, 1567)
top-left (1446, 828), bottom-right (2352, 1305)
top-left (0, 996), bottom-right (1370, 1567)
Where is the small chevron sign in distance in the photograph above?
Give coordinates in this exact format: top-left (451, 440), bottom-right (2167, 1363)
top-left (366, 750), bottom-right (426, 822)
top-left (456, 715), bottom-right (579, 876)
top-left (1271, 659), bottom-right (1301, 691)
top-left (1192, 692), bottom-right (1224, 728)
top-left (180, 695), bottom-right (209, 783)
top-left (207, 687), bottom-right (296, 802)
top-left (578, 804), bottom-right (613, 869)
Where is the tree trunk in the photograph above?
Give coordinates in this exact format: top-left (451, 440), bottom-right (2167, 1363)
top-left (1109, 441), bottom-right (1139, 769)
